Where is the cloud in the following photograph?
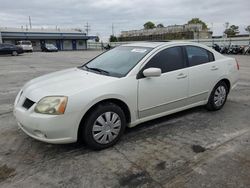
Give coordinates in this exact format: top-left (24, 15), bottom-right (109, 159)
top-left (0, 0), bottom-right (249, 41)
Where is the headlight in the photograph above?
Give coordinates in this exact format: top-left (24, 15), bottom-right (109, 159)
top-left (34, 96), bottom-right (68, 115)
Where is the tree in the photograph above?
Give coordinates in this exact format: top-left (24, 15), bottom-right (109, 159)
top-left (245, 25), bottom-right (250, 34)
top-left (143, 21), bottom-right (156, 29)
top-left (95, 36), bottom-right (100, 42)
top-left (187, 18), bottom-right (208, 30)
top-left (109, 35), bottom-right (118, 42)
top-left (157, 23), bottom-right (164, 28)
top-left (224, 25), bottom-right (239, 37)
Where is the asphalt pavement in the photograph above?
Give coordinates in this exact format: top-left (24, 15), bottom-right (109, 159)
top-left (0, 51), bottom-right (249, 188)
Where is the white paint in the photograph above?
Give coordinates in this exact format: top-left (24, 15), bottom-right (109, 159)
top-left (13, 42), bottom-right (240, 144)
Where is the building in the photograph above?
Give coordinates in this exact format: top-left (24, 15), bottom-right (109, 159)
top-left (119, 24), bottom-right (212, 41)
top-left (0, 27), bottom-right (97, 51)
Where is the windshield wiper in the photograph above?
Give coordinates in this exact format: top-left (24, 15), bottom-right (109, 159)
top-left (84, 65), bottom-right (110, 75)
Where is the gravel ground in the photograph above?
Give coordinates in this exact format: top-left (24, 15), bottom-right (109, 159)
top-left (0, 51), bottom-right (249, 188)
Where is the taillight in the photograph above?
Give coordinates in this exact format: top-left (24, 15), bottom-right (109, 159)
top-left (236, 59), bottom-right (239, 70)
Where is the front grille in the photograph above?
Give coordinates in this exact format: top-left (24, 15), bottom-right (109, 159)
top-left (22, 98), bottom-right (35, 110)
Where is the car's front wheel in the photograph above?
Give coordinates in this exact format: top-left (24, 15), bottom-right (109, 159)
top-left (12, 51), bottom-right (18, 56)
top-left (206, 81), bottom-right (229, 111)
top-left (82, 103), bottom-right (126, 150)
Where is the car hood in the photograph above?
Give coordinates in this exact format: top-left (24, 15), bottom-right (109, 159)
top-left (22, 68), bottom-right (118, 102)
top-left (47, 47), bottom-right (57, 50)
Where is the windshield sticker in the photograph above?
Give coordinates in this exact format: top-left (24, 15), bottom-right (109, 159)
top-left (131, 49), bottom-right (147, 53)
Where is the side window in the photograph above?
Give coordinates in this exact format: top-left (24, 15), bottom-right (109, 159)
top-left (186, 46), bottom-right (214, 66)
top-left (144, 46), bottom-right (185, 74)
top-left (208, 51), bottom-right (215, 62)
top-left (5, 44), bottom-right (13, 48)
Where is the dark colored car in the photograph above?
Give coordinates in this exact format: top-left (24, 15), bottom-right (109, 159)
top-left (0, 43), bottom-right (24, 56)
top-left (41, 44), bottom-right (58, 52)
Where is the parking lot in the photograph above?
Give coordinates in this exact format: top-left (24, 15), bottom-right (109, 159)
top-left (0, 51), bottom-right (250, 188)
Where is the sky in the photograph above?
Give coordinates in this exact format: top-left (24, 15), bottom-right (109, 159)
top-left (0, 0), bottom-right (249, 41)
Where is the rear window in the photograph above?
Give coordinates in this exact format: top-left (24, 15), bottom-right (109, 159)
top-left (18, 41), bottom-right (31, 45)
top-left (186, 46), bottom-right (214, 67)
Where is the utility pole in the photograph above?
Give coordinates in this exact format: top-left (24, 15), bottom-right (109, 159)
top-left (85, 22), bottom-right (90, 36)
top-left (224, 22), bottom-right (229, 38)
top-left (29, 16), bottom-right (32, 29)
top-left (211, 22), bottom-right (213, 33)
top-left (0, 31), bottom-right (2, 43)
top-left (223, 22), bottom-right (229, 46)
top-left (112, 23), bottom-right (114, 36)
top-left (211, 22), bottom-right (214, 45)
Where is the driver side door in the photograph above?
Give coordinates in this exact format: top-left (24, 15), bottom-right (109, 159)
top-left (137, 46), bottom-right (189, 119)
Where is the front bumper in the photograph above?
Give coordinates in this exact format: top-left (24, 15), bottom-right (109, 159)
top-left (14, 99), bottom-right (80, 144)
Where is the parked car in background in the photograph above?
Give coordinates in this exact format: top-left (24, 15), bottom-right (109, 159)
top-left (41, 44), bottom-right (58, 52)
top-left (0, 43), bottom-right (24, 56)
top-left (16, 41), bottom-right (33, 52)
top-left (14, 42), bottom-right (239, 149)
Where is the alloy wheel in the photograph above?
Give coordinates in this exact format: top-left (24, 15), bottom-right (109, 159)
top-left (12, 51), bottom-right (18, 56)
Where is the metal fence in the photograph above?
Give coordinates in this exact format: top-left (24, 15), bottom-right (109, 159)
top-left (87, 37), bottom-right (250, 50)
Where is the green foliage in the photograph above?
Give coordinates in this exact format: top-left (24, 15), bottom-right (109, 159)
top-left (95, 36), bottom-right (100, 42)
top-left (245, 25), bottom-right (250, 33)
top-left (187, 18), bottom-right (208, 30)
top-left (224, 25), bottom-right (239, 37)
top-left (109, 35), bottom-right (118, 42)
top-left (157, 23), bottom-right (164, 28)
top-left (143, 21), bottom-right (156, 29)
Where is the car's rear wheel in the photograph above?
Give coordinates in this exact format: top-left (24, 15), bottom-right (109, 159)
top-left (82, 103), bottom-right (126, 150)
top-left (206, 81), bottom-right (228, 111)
top-left (12, 51), bottom-right (18, 56)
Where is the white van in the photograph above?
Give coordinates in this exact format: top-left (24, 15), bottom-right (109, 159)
top-left (17, 41), bottom-right (33, 52)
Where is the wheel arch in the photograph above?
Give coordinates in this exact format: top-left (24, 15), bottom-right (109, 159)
top-left (77, 98), bottom-right (131, 141)
top-left (219, 78), bottom-right (231, 92)
top-left (207, 77), bottom-right (231, 102)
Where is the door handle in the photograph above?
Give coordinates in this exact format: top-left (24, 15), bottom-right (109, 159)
top-left (177, 73), bottom-right (187, 79)
top-left (211, 66), bottom-right (218, 71)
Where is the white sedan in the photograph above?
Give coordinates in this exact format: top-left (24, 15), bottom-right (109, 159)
top-left (14, 42), bottom-right (239, 149)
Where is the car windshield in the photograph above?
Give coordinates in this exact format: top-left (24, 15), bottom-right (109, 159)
top-left (80, 46), bottom-right (152, 77)
top-left (21, 41), bottom-right (31, 45)
top-left (46, 44), bottom-right (56, 48)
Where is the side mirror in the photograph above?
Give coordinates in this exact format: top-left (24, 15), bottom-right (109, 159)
top-left (143, 68), bottom-right (162, 77)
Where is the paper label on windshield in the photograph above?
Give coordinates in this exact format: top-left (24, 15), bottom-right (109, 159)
top-left (131, 49), bottom-right (147, 53)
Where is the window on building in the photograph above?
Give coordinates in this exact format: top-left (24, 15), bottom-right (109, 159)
top-left (78, 40), bottom-right (84, 46)
top-left (31, 41), bottom-right (37, 47)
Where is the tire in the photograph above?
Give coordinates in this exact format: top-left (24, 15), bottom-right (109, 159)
top-left (12, 51), bottom-right (18, 56)
top-left (82, 103), bottom-right (126, 150)
top-left (206, 81), bottom-right (229, 111)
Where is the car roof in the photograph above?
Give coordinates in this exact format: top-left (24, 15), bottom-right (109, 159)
top-left (122, 42), bottom-right (167, 48)
top-left (121, 41), bottom-right (209, 49)
top-left (1, 43), bottom-right (14, 46)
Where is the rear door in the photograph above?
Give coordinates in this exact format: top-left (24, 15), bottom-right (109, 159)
top-left (0, 44), bottom-right (12, 54)
top-left (185, 45), bottom-right (221, 105)
top-left (0, 44), bottom-right (4, 54)
top-left (138, 46), bottom-right (189, 119)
